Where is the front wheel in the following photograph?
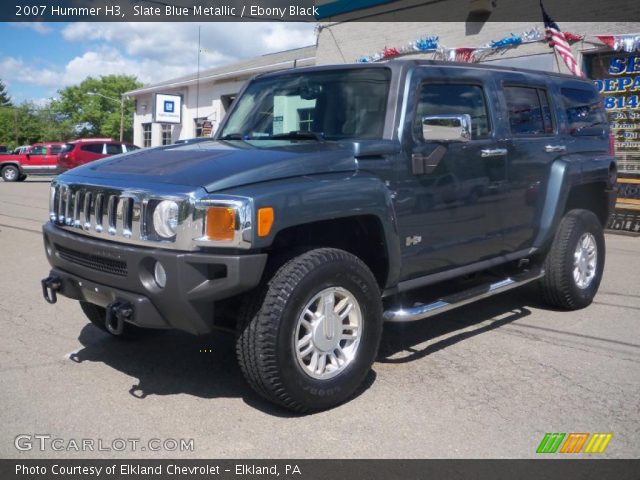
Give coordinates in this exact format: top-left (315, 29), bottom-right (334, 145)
top-left (236, 248), bottom-right (382, 412)
top-left (539, 209), bottom-right (605, 310)
top-left (1, 165), bottom-right (19, 182)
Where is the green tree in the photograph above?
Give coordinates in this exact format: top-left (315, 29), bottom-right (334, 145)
top-left (0, 79), bottom-right (11, 106)
top-left (51, 75), bottom-right (142, 142)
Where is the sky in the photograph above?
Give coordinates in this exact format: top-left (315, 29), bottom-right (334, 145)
top-left (0, 22), bottom-right (317, 104)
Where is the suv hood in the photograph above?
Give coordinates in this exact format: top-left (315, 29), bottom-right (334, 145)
top-left (63, 141), bottom-right (358, 192)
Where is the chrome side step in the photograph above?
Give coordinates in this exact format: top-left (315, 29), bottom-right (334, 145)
top-left (383, 268), bottom-right (544, 322)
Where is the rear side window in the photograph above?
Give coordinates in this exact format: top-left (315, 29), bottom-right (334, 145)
top-left (415, 83), bottom-right (491, 139)
top-left (81, 143), bottom-right (104, 154)
top-left (125, 144), bottom-right (140, 152)
top-left (49, 145), bottom-right (62, 155)
top-left (105, 143), bottom-right (123, 155)
top-left (504, 86), bottom-right (554, 135)
top-left (561, 87), bottom-right (608, 134)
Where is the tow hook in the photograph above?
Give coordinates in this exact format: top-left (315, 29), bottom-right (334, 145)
top-left (41, 276), bottom-right (62, 304)
top-left (105, 301), bottom-right (133, 335)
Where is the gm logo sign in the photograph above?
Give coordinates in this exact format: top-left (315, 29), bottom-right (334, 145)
top-left (163, 100), bottom-right (175, 113)
top-left (537, 433), bottom-right (612, 454)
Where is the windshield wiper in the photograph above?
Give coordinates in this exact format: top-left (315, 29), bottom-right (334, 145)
top-left (266, 131), bottom-right (325, 142)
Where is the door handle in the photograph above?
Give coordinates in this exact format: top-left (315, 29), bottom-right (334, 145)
top-left (545, 145), bottom-right (567, 153)
top-left (481, 148), bottom-right (507, 158)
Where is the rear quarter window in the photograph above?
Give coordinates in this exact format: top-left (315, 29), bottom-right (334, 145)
top-left (81, 143), bottom-right (105, 154)
top-left (561, 87), bottom-right (608, 134)
top-left (105, 143), bottom-right (123, 155)
top-left (49, 145), bottom-right (62, 155)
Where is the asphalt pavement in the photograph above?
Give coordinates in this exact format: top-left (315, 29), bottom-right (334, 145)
top-left (0, 178), bottom-right (638, 458)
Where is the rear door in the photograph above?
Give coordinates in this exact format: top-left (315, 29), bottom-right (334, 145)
top-left (495, 73), bottom-right (558, 252)
top-left (43, 144), bottom-right (62, 169)
top-left (395, 67), bottom-right (509, 279)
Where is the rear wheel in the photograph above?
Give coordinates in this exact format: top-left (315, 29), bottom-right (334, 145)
top-left (236, 248), bottom-right (382, 412)
top-left (1, 165), bottom-right (19, 182)
top-left (540, 209), bottom-right (605, 310)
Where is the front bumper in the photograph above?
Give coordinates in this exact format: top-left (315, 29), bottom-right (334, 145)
top-left (42, 223), bottom-right (267, 334)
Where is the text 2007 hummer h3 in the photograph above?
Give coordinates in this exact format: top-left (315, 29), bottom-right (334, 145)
top-left (42, 61), bottom-right (617, 412)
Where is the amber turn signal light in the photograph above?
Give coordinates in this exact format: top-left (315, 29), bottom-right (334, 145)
top-left (206, 207), bottom-right (236, 241)
top-left (257, 207), bottom-right (274, 237)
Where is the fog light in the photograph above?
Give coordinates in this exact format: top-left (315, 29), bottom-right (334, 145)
top-left (154, 261), bottom-right (167, 288)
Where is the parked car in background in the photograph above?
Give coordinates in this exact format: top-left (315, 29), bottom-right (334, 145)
top-left (57, 139), bottom-right (141, 172)
top-left (0, 142), bottom-right (64, 181)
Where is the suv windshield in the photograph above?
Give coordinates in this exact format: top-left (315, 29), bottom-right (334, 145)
top-left (220, 67), bottom-right (391, 141)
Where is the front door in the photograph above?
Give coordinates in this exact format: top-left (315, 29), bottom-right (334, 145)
top-left (22, 145), bottom-right (49, 173)
top-left (395, 72), bottom-right (508, 280)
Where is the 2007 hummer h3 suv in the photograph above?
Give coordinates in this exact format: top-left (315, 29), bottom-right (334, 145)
top-left (42, 61), bottom-right (616, 412)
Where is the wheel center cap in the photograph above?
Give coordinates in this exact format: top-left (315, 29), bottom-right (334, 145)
top-left (313, 314), bottom-right (341, 352)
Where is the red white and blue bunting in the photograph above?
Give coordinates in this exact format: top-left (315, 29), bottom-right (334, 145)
top-left (596, 34), bottom-right (640, 53)
top-left (356, 30), bottom-right (640, 65)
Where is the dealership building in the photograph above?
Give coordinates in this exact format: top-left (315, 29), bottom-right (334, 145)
top-left (125, 45), bottom-right (316, 148)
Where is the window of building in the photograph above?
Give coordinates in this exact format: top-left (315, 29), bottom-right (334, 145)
top-left (194, 117), bottom-right (207, 137)
top-left (415, 83), bottom-right (490, 139)
top-left (161, 124), bottom-right (172, 145)
top-left (142, 123), bottom-right (152, 147)
top-left (504, 86), bottom-right (554, 135)
top-left (297, 108), bottom-right (315, 131)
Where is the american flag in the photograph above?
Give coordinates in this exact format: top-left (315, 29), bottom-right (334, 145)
top-left (541, 2), bottom-right (585, 77)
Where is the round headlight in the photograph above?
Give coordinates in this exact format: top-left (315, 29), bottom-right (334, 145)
top-left (153, 200), bottom-right (179, 238)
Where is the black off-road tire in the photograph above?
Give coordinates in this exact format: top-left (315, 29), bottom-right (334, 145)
top-left (1, 165), bottom-right (19, 182)
top-left (539, 209), bottom-right (605, 310)
top-left (236, 248), bottom-right (383, 413)
top-left (80, 301), bottom-right (164, 339)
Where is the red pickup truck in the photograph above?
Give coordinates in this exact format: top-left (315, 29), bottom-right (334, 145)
top-left (0, 142), bottom-right (64, 182)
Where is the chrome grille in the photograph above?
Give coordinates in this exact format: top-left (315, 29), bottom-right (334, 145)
top-left (48, 180), bottom-right (210, 251)
top-left (50, 184), bottom-right (143, 243)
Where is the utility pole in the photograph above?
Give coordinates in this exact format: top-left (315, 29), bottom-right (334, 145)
top-left (119, 95), bottom-right (125, 142)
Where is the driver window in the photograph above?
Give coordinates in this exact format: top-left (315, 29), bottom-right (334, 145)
top-left (415, 83), bottom-right (491, 140)
top-left (29, 146), bottom-right (46, 155)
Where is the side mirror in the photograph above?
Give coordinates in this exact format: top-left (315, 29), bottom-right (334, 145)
top-left (422, 114), bottom-right (472, 143)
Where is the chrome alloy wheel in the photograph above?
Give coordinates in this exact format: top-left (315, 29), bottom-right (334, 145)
top-left (3, 167), bottom-right (17, 181)
top-left (294, 287), bottom-right (363, 380)
top-left (573, 232), bottom-right (598, 289)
